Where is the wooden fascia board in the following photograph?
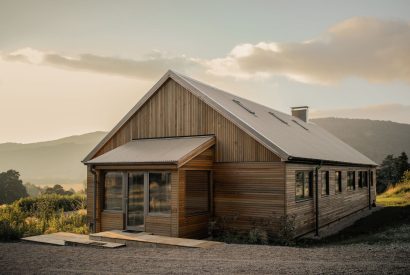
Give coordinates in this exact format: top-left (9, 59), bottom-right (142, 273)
top-left (177, 137), bottom-right (216, 168)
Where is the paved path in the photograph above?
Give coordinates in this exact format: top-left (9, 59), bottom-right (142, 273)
top-left (1, 242), bottom-right (409, 274)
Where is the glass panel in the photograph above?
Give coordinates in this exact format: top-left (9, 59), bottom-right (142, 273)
top-left (321, 171), bottom-right (329, 195)
top-left (363, 171), bottom-right (368, 187)
top-left (295, 171), bottom-right (304, 200)
top-left (104, 172), bottom-right (123, 210)
top-left (358, 171), bottom-right (363, 188)
top-left (347, 171), bottom-right (355, 190)
top-left (128, 172), bottom-right (144, 227)
top-left (149, 172), bottom-right (171, 214)
top-left (335, 171), bottom-right (342, 193)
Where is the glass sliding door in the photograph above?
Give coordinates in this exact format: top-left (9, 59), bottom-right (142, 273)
top-left (127, 172), bottom-right (145, 229)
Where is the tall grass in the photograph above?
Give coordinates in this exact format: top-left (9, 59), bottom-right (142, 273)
top-left (377, 181), bottom-right (410, 206)
top-left (0, 194), bottom-right (88, 241)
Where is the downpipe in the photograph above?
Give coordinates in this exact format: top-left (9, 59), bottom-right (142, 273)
top-left (90, 166), bottom-right (97, 233)
top-left (315, 161), bottom-right (323, 237)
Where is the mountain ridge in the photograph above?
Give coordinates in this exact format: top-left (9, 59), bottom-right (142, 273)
top-left (0, 118), bottom-right (409, 189)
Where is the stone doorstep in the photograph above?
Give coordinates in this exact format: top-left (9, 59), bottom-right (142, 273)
top-left (21, 232), bottom-right (125, 248)
top-left (89, 230), bottom-right (222, 248)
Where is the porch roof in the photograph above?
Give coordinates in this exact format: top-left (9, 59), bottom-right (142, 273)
top-left (84, 135), bottom-right (214, 167)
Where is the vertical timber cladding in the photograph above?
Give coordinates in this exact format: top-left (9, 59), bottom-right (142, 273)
top-left (213, 162), bottom-right (286, 234)
top-left (94, 79), bottom-right (280, 163)
top-left (285, 163), bottom-right (377, 236)
top-left (90, 78), bottom-right (283, 235)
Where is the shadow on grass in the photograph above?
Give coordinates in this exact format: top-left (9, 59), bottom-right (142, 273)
top-left (297, 205), bottom-right (410, 247)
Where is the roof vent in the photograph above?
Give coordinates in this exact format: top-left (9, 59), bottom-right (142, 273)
top-left (233, 99), bottom-right (256, 116)
top-left (291, 106), bottom-right (309, 122)
top-left (268, 111), bottom-right (288, 125)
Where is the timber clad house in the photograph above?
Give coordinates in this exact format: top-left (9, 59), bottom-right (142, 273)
top-left (82, 70), bottom-right (377, 239)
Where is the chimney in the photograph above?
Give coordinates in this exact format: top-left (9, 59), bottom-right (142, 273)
top-left (291, 106), bottom-right (309, 122)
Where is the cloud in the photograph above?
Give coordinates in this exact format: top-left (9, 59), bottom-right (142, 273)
top-left (310, 104), bottom-right (410, 124)
top-left (2, 17), bottom-right (410, 85)
top-left (202, 17), bottom-right (410, 84)
top-left (1, 48), bottom-right (199, 80)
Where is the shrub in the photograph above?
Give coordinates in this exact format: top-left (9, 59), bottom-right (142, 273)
top-left (16, 194), bottom-right (86, 213)
top-left (248, 227), bottom-right (269, 245)
top-left (0, 204), bottom-right (26, 241)
top-left (0, 194), bottom-right (88, 241)
top-left (276, 214), bottom-right (296, 245)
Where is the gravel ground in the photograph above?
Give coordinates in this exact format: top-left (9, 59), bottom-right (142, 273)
top-left (0, 242), bottom-right (409, 274)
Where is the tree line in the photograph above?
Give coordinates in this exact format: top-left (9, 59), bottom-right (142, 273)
top-left (0, 170), bottom-right (77, 205)
top-left (376, 152), bottom-right (409, 193)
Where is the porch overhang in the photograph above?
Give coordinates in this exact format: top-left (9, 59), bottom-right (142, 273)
top-left (84, 135), bottom-right (215, 168)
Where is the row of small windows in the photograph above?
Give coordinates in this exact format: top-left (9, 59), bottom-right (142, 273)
top-left (295, 170), bottom-right (374, 201)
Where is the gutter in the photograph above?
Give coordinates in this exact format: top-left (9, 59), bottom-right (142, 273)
top-left (90, 165), bottom-right (97, 233)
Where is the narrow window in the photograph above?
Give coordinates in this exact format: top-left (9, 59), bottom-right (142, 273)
top-left (268, 111), bottom-right (288, 125)
top-left (358, 171), bottom-right (363, 188)
top-left (149, 172), bottom-right (171, 214)
top-left (363, 171), bottom-right (368, 188)
top-left (347, 171), bottom-right (356, 191)
top-left (335, 171), bottom-right (342, 193)
top-left (104, 172), bottom-right (123, 210)
top-left (321, 171), bottom-right (329, 196)
top-left (295, 171), bottom-right (313, 201)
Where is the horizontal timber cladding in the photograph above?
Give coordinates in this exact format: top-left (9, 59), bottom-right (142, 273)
top-left (213, 162), bottom-right (286, 234)
top-left (285, 163), bottom-right (377, 236)
top-left (94, 79), bottom-right (280, 163)
top-left (101, 211), bottom-right (124, 231)
top-left (177, 149), bottom-right (214, 238)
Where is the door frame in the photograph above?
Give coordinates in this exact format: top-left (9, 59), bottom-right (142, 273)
top-left (125, 172), bottom-right (147, 231)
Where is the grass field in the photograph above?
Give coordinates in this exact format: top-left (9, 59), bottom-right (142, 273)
top-left (377, 181), bottom-right (410, 206)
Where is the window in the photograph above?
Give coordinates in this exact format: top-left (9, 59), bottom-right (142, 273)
top-left (321, 171), bottom-right (329, 196)
top-left (347, 171), bottom-right (356, 191)
top-left (335, 171), bottom-right (342, 193)
top-left (295, 171), bottom-right (313, 201)
top-left (185, 171), bottom-right (209, 216)
top-left (363, 171), bottom-right (368, 188)
top-left (358, 171), bottom-right (363, 188)
top-left (149, 172), bottom-right (171, 214)
top-left (104, 172), bottom-right (123, 210)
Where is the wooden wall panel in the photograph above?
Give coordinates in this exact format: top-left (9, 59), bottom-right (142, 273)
top-left (213, 162), bottom-right (286, 234)
top-left (285, 163), bottom-right (377, 236)
top-left (101, 211), bottom-right (123, 232)
top-left (94, 79), bottom-right (279, 163)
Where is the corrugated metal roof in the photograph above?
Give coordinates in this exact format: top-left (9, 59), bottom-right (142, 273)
top-left (83, 70), bottom-right (377, 166)
top-left (85, 136), bottom-right (214, 165)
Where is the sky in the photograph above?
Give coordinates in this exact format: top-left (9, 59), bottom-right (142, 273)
top-left (0, 0), bottom-right (409, 143)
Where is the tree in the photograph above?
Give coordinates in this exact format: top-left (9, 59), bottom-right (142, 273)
top-left (44, 184), bottom-right (74, 195)
top-left (24, 182), bottom-right (44, 197)
top-left (0, 170), bottom-right (29, 204)
top-left (377, 152), bottom-right (410, 193)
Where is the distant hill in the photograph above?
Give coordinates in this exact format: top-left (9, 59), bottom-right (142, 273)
top-left (0, 118), bottom-right (409, 190)
top-left (0, 131), bottom-right (107, 190)
top-left (312, 118), bottom-right (410, 164)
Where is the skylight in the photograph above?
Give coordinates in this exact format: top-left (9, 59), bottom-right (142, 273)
top-left (268, 112), bottom-right (288, 125)
top-left (292, 119), bottom-right (309, 131)
top-left (232, 99), bottom-right (256, 115)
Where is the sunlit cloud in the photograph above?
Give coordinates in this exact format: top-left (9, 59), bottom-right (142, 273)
top-left (202, 17), bottom-right (410, 85)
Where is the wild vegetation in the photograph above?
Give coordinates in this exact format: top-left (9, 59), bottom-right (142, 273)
top-left (377, 170), bottom-right (410, 207)
top-left (0, 194), bottom-right (87, 241)
top-left (377, 152), bottom-right (409, 193)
